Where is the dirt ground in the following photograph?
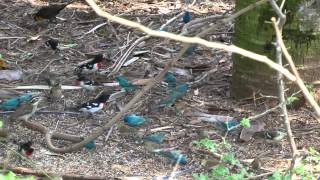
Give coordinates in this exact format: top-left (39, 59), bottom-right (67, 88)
top-left (0, 0), bottom-right (320, 179)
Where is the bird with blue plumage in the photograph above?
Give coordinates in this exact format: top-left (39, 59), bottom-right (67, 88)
top-left (0, 93), bottom-right (33, 111)
top-left (164, 72), bottom-right (177, 89)
top-left (182, 11), bottom-right (192, 24)
top-left (123, 114), bottom-right (147, 127)
top-left (159, 83), bottom-right (189, 108)
top-left (144, 133), bottom-right (165, 144)
top-left (85, 140), bottom-right (96, 150)
top-left (157, 150), bottom-right (188, 165)
top-left (116, 76), bottom-right (137, 93)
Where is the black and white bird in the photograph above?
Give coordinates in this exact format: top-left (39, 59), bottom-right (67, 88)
top-left (255, 129), bottom-right (287, 144)
top-left (76, 76), bottom-right (96, 91)
top-left (18, 141), bottom-right (34, 157)
top-left (75, 54), bottom-right (106, 74)
top-left (78, 94), bottom-right (110, 113)
top-left (45, 38), bottom-right (59, 50)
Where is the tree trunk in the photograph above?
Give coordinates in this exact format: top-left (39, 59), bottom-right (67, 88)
top-left (232, 0), bottom-right (320, 98)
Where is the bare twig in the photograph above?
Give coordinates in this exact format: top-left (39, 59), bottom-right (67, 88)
top-left (271, 17), bottom-right (320, 121)
top-left (269, 0), bottom-right (299, 176)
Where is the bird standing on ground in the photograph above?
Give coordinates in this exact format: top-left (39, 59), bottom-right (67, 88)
top-left (182, 11), bottom-right (191, 23)
top-left (255, 129), bottom-right (287, 144)
top-left (78, 93), bottom-right (110, 113)
top-left (45, 38), bottom-right (59, 50)
top-left (75, 54), bottom-right (106, 74)
top-left (9, 96), bottom-right (42, 121)
top-left (76, 76), bottom-right (96, 91)
top-left (115, 76), bottom-right (137, 93)
top-left (18, 141), bottom-right (34, 157)
top-left (33, 1), bottom-right (75, 22)
top-left (41, 72), bottom-right (63, 101)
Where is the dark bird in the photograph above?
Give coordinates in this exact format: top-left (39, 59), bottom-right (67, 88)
top-left (18, 141), bottom-right (34, 157)
top-left (75, 54), bottom-right (105, 74)
top-left (182, 11), bottom-right (191, 23)
top-left (9, 96), bottom-right (42, 121)
top-left (123, 114), bottom-right (146, 127)
top-left (78, 93), bottom-right (110, 113)
top-left (33, 1), bottom-right (74, 21)
top-left (76, 76), bottom-right (96, 91)
top-left (45, 38), bottom-right (59, 50)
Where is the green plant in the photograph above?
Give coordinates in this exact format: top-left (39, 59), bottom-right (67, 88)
top-left (221, 153), bottom-right (240, 165)
top-left (0, 119), bottom-right (3, 128)
top-left (193, 138), bottom-right (217, 153)
top-left (240, 118), bottom-right (250, 128)
top-left (286, 96), bottom-right (299, 105)
top-left (0, 171), bottom-right (35, 180)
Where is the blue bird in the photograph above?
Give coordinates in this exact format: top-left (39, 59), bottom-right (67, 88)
top-left (157, 150), bottom-right (188, 165)
top-left (144, 133), bottom-right (165, 144)
top-left (159, 27), bottom-right (169, 32)
top-left (159, 83), bottom-right (189, 107)
top-left (124, 114), bottom-right (146, 127)
top-left (85, 140), bottom-right (96, 150)
top-left (116, 76), bottom-right (137, 93)
top-left (0, 94), bottom-right (33, 111)
top-left (185, 45), bottom-right (196, 56)
top-left (182, 11), bottom-right (191, 24)
top-left (164, 72), bottom-right (177, 89)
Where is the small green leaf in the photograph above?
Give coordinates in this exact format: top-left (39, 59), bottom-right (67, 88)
top-left (293, 164), bottom-right (305, 175)
top-left (193, 138), bottom-right (217, 153)
top-left (286, 96), bottom-right (299, 105)
top-left (0, 120), bottom-right (3, 128)
top-left (212, 165), bottom-right (230, 178)
top-left (268, 171), bottom-right (282, 180)
top-left (193, 173), bottom-right (210, 180)
top-left (64, 43), bottom-right (78, 48)
top-left (240, 118), bottom-right (250, 128)
top-left (221, 153), bottom-right (240, 165)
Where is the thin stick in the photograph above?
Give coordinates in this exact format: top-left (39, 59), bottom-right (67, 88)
top-left (271, 17), bottom-right (320, 121)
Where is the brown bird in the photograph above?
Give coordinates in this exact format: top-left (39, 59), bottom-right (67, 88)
top-left (9, 96), bottom-right (42, 121)
top-left (33, 1), bottom-right (75, 21)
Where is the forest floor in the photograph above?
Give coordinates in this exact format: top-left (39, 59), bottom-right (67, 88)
top-left (0, 0), bottom-right (320, 179)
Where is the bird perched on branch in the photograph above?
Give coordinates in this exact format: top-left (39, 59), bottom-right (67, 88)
top-left (18, 141), bottom-right (34, 157)
top-left (33, 1), bottom-right (75, 22)
top-left (78, 93), bottom-right (110, 114)
top-left (75, 54), bottom-right (107, 74)
top-left (9, 96), bottom-right (42, 121)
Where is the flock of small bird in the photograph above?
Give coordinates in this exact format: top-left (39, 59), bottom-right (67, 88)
top-left (0, 0), bottom-right (195, 164)
top-left (0, 0), bottom-right (288, 166)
